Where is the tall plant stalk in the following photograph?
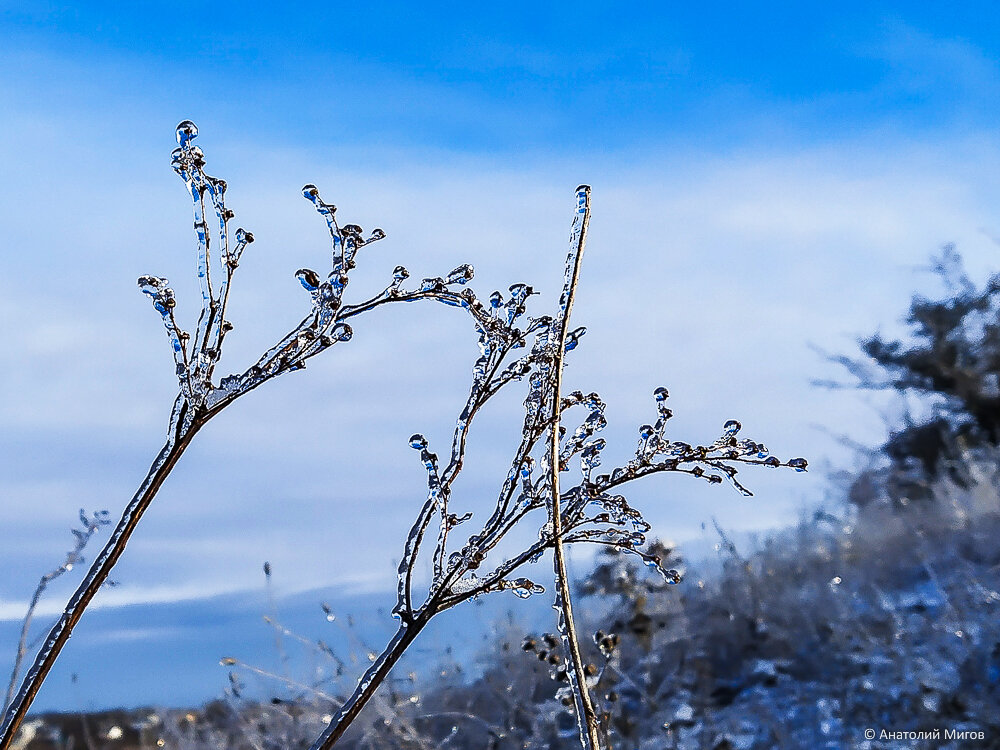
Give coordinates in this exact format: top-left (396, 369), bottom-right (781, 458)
top-left (308, 616), bottom-right (428, 748)
top-left (545, 186), bottom-right (603, 749)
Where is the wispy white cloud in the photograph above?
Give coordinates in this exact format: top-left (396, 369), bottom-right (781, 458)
top-left (4, 103), bottom-right (1000, 611)
top-left (0, 582), bottom-right (238, 621)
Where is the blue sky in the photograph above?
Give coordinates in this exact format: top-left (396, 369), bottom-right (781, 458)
top-left (5, 2), bottom-right (1000, 154)
top-left (3, 1), bottom-right (1000, 711)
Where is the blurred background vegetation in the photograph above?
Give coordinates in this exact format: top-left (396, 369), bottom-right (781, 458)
top-left (15, 250), bottom-right (1000, 749)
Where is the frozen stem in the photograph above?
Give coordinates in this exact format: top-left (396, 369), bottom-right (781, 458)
top-left (544, 185), bottom-right (603, 749)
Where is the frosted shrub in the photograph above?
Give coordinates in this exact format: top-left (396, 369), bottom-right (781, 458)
top-left (1, 123), bottom-right (806, 750)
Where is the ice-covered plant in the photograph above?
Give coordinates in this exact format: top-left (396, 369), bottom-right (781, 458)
top-left (2, 123), bottom-right (807, 750)
top-left (0, 122), bottom-right (482, 747)
top-left (3, 509), bottom-right (111, 712)
top-left (306, 187), bottom-right (807, 750)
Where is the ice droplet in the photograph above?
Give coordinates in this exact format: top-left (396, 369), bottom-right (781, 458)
top-left (564, 326), bottom-right (586, 352)
top-left (503, 577), bottom-right (544, 599)
top-left (296, 268), bottom-right (320, 292)
top-left (175, 120), bottom-right (198, 147)
top-left (508, 283), bottom-right (532, 302)
top-left (788, 457), bottom-right (808, 471)
top-left (446, 264), bottom-right (474, 285)
top-left (332, 323), bottom-right (353, 342)
top-left (723, 420), bottom-right (742, 436)
top-left (409, 434), bottom-right (427, 450)
top-left (137, 275), bottom-right (167, 295)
